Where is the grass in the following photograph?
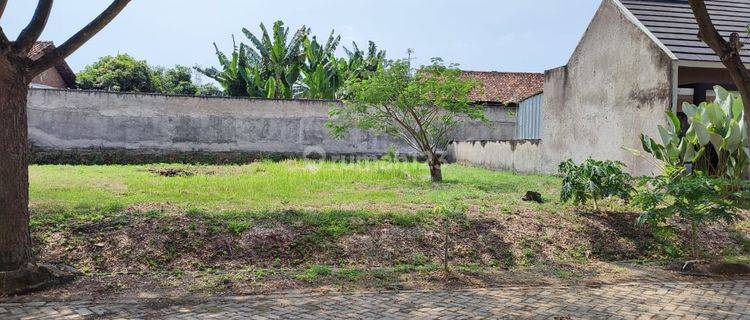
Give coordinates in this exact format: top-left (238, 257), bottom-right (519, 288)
top-left (29, 160), bottom-right (562, 226)
top-left (26, 160), bottom-right (750, 282)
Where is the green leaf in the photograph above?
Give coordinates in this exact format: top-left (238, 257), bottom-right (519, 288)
top-left (658, 125), bottom-right (674, 146)
top-left (692, 122), bottom-right (711, 146)
top-left (732, 96), bottom-right (744, 122)
top-left (682, 103), bottom-right (699, 119)
top-left (666, 111), bottom-right (681, 133)
top-left (726, 120), bottom-right (742, 152)
top-left (709, 132), bottom-right (725, 151)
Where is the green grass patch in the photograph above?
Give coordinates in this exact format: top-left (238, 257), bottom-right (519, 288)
top-left (29, 160), bottom-right (561, 227)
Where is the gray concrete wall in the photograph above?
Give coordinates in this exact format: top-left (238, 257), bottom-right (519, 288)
top-left (27, 89), bottom-right (516, 162)
top-left (448, 140), bottom-right (540, 173)
top-left (539, 0), bottom-right (675, 176)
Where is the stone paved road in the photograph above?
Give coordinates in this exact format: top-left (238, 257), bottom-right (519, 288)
top-left (1, 280), bottom-right (748, 319)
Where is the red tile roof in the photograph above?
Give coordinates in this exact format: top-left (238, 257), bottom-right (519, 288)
top-left (461, 71), bottom-right (543, 104)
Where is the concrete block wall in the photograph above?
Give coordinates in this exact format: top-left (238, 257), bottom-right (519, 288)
top-left (448, 140), bottom-right (541, 173)
top-left (27, 89), bottom-right (517, 163)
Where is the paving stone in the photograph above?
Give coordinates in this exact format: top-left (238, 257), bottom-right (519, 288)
top-left (0, 280), bottom-right (748, 319)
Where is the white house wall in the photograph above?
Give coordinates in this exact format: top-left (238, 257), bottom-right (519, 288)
top-left (540, 0), bottom-right (675, 176)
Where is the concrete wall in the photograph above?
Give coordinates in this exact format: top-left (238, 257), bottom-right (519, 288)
top-left (540, 0), bottom-right (674, 176)
top-left (27, 89), bottom-right (516, 162)
top-left (448, 140), bottom-right (540, 173)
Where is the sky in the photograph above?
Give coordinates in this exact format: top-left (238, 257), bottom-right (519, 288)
top-left (1, 0), bottom-right (601, 82)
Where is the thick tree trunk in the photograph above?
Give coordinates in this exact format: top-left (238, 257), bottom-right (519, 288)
top-left (0, 59), bottom-right (32, 272)
top-left (429, 155), bottom-right (443, 182)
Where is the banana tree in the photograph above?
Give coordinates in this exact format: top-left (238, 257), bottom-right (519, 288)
top-left (641, 85), bottom-right (749, 178)
top-left (341, 41), bottom-right (386, 80)
top-left (298, 30), bottom-right (342, 99)
top-left (243, 21), bottom-right (307, 99)
top-left (194, 36), bottom-right (265, 97)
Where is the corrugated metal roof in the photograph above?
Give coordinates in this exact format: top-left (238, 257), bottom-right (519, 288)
top-left (620, 0), bottom-right (750, 62)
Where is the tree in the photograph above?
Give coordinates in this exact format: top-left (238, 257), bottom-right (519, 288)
top-left (327, 58), bottom-right (484, 182)
top-left (153, 65), bottom-right (199, 95)
top-left (341, 41), bottom-right (386, 81)
top-left (77, 54), bottom-right (158, 92)
top-left (242, 21), bottom-right (307, 99)
top-left (0, 0), bottom-right (131, 293)
top-left (688, 0), bottom-right (750, 144)
top-left (298, 30), bottom-right (342, 99)
top-left (195, 36), bottom-right (264, 97)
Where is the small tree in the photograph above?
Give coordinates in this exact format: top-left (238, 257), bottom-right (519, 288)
top-left (327, 58), bottom-right (484, 182)
top-left (635, 166), bottom-right (748, 259)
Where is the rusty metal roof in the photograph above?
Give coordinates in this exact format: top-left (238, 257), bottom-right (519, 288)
top-left (620, 0), bottom-right (750, 62)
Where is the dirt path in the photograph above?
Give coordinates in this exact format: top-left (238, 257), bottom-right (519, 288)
top-left (1, 280), bottom-right (748, 319)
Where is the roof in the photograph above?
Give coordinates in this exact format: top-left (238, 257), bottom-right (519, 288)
top-left (620, 0), bottom-right (750, 62)
top-left (28, 41), bottom-right (77, 88)
top-left (461, 71), bottom-right (544, 104)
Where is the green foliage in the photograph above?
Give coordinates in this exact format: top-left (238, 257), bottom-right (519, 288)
top-left (640, 85), bottom-right (749, 179)
top-left (195, 83), bottom-right (223, 96)
top-left (152, 65), bottom-right (200, 95)
top-left (295, 265), bottom-right (332, 281)
top-left (336, 41), bottom-right (387, 98)
top-left (77, 54), bottom-right (158, 92)
top-left (194, 36), bottom-right (260, 97)
top-left (298, 31), bottom-right (342, 99)
top-left (635, 166), bottom-right (749, 258)
top-left (559, 158), bottom-right (634, 210)
top-left (243, 21), bottom-right (308, 99)
top-left (78, 54), bottom-right (217, 96)
top-left (327, 58), bottom-right (483, 180)
top-left (197, 20), bottom-right (386, 99)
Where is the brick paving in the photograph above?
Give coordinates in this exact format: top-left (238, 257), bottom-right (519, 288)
top-left (0, 280), bottom-right (748, 319)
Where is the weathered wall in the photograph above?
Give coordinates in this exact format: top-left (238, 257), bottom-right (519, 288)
top-left (540, 0), bottom-right (674, 176)
top-left (27, 89), bottom-right (516, 163)
top-left (31, 67), bottom-right (68, 89)
top-left (448, 140), bottom-right (540, 173)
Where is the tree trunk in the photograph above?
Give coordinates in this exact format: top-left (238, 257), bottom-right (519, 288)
top-left (429, 156), bottom-right (443, 182)
top-left (0, 59), bottom-right (33, 272)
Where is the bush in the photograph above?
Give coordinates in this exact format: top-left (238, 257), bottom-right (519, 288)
top-left (639, 85), bottom-right (749, 179)
top-left (635, 166), bottom-right (749, 258)
top-left (559, 158), bottom-right (634, 211)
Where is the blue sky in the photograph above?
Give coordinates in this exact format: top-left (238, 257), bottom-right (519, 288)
top-left (2, 0), bottom-right (600, 79)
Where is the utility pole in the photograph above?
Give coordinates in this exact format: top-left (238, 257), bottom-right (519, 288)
top-left (406, 48), bottom-right (416, 76)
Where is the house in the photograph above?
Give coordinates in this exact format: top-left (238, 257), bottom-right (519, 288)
top-left (28, 42), bottom-right (77, 89)
top-left (460, 71), bottom-right (545, 139)
top-left (461, 71), bottom-right (544, 107)
top-left (540, 0), bottom-right (748, 176)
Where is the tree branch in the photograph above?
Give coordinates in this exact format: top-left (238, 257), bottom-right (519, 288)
top-left (688, 0), bottom-right (750, 141)
top-left (0, 28), bottom-right (9, 51)
top-left (0, 0), bottom-right (8, 20)
top-left (27, 0), bottom-right (131, 77)
top-left (13, 0), bottom-right (54, 55)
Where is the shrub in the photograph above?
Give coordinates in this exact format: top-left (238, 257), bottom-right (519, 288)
top-left (635, 166), bottom-right (749, 259)
top-left (559, 158), bottom-right (634, 211)
top-left (639, 85), bottom-right (749, 179)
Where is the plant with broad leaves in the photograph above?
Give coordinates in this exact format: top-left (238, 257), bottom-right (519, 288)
top-left (559, 158), bottom-right (634, 211)
top-left (640, 85), bottom-right (749, 179)
top-left (634, 165), bottom-right (749, 259)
